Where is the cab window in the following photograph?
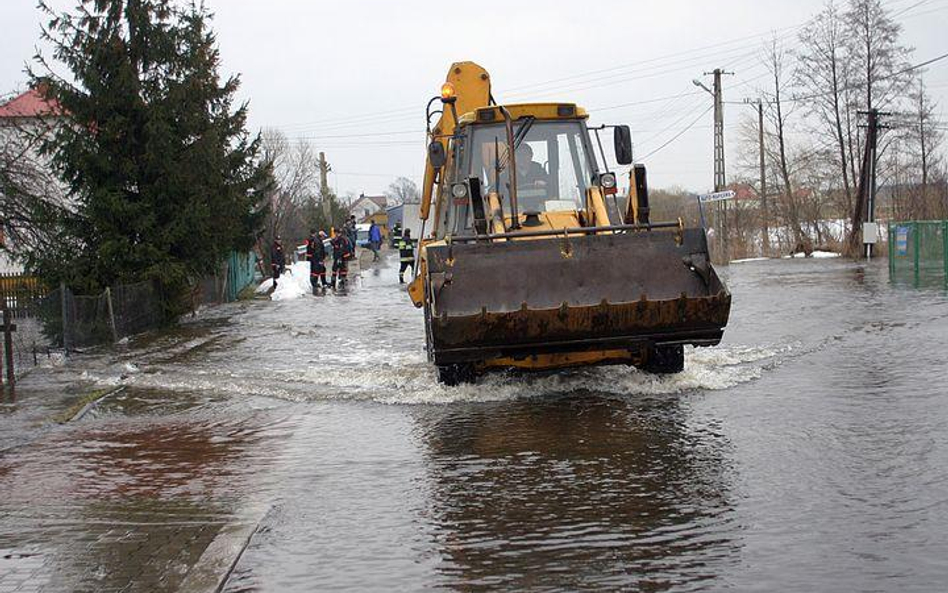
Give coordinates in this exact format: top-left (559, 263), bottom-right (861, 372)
top-left (466, 120), bottom-right (593, 218)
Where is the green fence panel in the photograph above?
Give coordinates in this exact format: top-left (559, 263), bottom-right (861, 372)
top-left (944, 220), bottom-right (948, 282)
top-left (225, 251), bottom-right (257, 302)
top-left (890, 222), bottom-right (915, 284)
top-left (889, 220), bottom-right (948, 288)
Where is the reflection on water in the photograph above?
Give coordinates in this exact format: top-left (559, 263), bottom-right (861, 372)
top-left (0, 389), bottom-right (290, 592)
top-left (414, 396), bottom-right (739, 590)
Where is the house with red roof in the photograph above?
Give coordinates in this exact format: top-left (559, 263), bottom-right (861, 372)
top-left (727, 182), bottom-right (760, 207)
top-left (0, 85), bottom-right (62, 121)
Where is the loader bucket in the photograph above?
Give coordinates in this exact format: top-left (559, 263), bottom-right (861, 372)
top-left (424, 228), bottom-right (731, 366)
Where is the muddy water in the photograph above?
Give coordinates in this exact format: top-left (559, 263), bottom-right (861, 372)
top-left (3, 254), bottom-right (948, 592)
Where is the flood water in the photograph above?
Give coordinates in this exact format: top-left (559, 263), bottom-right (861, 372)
top-left (2, 254), bottom-right (948, 592)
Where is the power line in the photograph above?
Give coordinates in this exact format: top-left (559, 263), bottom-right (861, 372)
top-left (294, 129), bottom-right (421, 140)
top-left (269, 0), bottom-right (937, 137)
top-left (639, 105), bottom-right (713, 160)
top-left (332, 171), bottom-right (410, 178)
top-left (269, 4), bottom-right (838, 134)
top-left (270, 0), bottom-right (946, 168)
top-left (589, 89), bottom-right (703, 113)
top-left (777, 51), bottom-right (948, 105)
top-left (291, 30), bottom-right (799, 136)
top-left (635, 98), bottom-right (710, 146)
top-left (502, 25), bottom-right (805, 95)
top-left (504, 43), bottom-right (772, 99)
top-left (289, 53), bottom-right (948, 155)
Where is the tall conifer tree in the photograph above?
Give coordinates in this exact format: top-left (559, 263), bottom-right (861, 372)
top-left (32, 0), bottom-right (267, 316)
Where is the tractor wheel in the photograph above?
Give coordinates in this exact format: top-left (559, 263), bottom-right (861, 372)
top-left (437, 363), bottom-right (476, 386)
top-left (643, 345), bottom-right (684, 375)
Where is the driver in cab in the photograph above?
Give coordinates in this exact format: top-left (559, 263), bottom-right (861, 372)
top-left (515, 144), bottom-right (547, 189)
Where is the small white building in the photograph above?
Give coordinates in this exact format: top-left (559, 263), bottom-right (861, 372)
top-left (348, 194), bottom-right (388, 222)
top-left (0, 86), bottom-right (65, 274)
top-left (386, 202), bottom-right (423, 240)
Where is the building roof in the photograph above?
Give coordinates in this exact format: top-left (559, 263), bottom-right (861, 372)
top-left (349, 194), bottom-right (388, 212)
top-left (364, 195), bottom-right (388, 208)
top-left (729, 183), bottom-right (758, 201)
top-left (0, 86), bottom-right (62, 119)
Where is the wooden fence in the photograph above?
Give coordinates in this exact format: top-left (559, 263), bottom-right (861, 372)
top-left (0, 273), bottom-right (48, 318)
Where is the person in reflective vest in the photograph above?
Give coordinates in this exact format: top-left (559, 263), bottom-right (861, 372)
top-left (398, 228), bottom-right (414, 284)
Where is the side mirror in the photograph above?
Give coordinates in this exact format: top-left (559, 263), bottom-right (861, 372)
top-left (633, 164), bottom-right (650, 225)
top-left (614, 125), bottom-right (633, 165)
top-left (428, 141), bottom-right (447, 169)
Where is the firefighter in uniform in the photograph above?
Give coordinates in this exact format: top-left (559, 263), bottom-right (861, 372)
top-left (305, 229), bottom-right (328, 292)
top-left (398, 228), bottom-right (414, 284)
top-left (331, 231), bottom-right (352, 289)
top-left (270, 236), bottom-right (286, 289)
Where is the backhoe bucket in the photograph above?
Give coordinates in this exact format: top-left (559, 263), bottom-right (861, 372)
top-left (424, 228), bottom-right (730, 366)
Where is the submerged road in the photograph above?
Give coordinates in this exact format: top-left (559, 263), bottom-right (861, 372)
top-left (2, 253), bottom-right (948, 591)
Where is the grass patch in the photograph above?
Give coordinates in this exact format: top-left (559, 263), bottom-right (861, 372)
top-left (237, 283), bottom-right (260, 301)
top-left (54, 387), bottom-right (123, 424)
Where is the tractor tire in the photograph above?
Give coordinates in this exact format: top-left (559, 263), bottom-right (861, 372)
top-left (437, 363), bottom-right (476, 386)
top-left (643, 344), bottom-right (684, 375)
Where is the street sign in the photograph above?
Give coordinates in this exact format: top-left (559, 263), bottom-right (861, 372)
top-left (697, 190), bottom-right (736, 203)
top-left (863, 222), bottom-right (879, 244)
top-left (896, 226), bottom-right (909, 256)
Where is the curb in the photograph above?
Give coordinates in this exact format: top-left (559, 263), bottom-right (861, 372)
top-left (179, 505), bottom-right (269, 593)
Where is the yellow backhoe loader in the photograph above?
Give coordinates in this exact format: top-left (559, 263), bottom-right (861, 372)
top-left (408, 62), bottom-right (731, 385)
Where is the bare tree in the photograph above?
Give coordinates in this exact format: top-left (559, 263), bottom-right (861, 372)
top-left (879, 75), bottom-right (947, 221)
top-left (0, 117), bottom-right (71, 270)
top-left (763, 36), bottom-right (809, 253)
top-left (846, 0), bottom-right (913, 115)
top-left (733, 115), bottom-right (770, 257)
top-left (795, 0), bottom-right (858, 220)
top-left (385, 176), bottom-right (420, 206)
top-left (843, 0), bottom-right (913, 252)
top-left (908, 75), bottom-right (944, 217)
top-left (260, 128), bottom-right (319, 247)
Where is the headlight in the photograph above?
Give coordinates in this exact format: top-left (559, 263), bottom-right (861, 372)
top-left (451, 183), bottom-right (469, 199)
top-left (600, 173), bottom-right (617, 189)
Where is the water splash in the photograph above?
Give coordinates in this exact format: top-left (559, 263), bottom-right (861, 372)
top-left (76, 344), bottom-right (780, 407)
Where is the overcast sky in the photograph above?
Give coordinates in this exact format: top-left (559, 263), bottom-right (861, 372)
top-left (3, 0), bottom-right (947, 198)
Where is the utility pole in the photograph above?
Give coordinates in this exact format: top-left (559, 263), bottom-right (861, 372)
top-left (848, 109), bottom-right (888, 259)
top-left (695, 69), bottom-right (733, 262)
top-left (711, 69), bottom-right (727, 193)
top-left (745, 97), bottom-right (770, 255)
top-left (1, 304), bottom-right (15, 397)
top-left (318, 151), bottom-right (332, 220)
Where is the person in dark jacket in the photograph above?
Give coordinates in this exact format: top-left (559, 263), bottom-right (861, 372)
top-left (270, 236), bottom-right (286, 289)
top-left (305, 229), bottom-right (329, 292)
top-left (331, 231), bottom-right (352, 289)
top-left (345, 216), bottom-right (358, 258)
top-left (397, 228), bottom-right (414, 284)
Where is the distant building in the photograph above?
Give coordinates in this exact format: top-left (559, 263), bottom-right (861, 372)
top-left (727, 182), bottom-right (760, 208)
top-left (0, 85), bottom-right (62, 124)
top-left (364, 211), bottom-right (389, 240)
top-left (386, 202), bottom-right (423, 241)
top-left (0, 85), bottom-right (64, 274)
top-left (349, 194), bottom-right (388, 222)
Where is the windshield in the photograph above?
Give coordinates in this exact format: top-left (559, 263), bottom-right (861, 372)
top-left (447, 120), bottom-right (594, 234)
